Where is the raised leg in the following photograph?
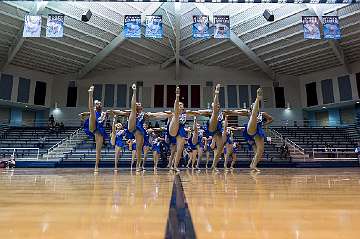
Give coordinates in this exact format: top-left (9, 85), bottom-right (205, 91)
top-left (128, 84), bottom-right (137, 132)
top-left (169, 87), bottom-right (180, 137)
top-left (209, 84), bottom-right (221, 132)
top-left (247, 88), bottom-right (262, 136)
top-left (250, 136), bottom-right (264, 172)
top-left (173, 136), bottom-right (186, 172)
top-left (94, 133), bottom-right (103, 172)
top-left (88, 86), bottom-right (96, 133)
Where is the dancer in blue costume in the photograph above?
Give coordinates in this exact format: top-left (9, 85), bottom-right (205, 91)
top-left (165, 118), bottom-right (177, 169)
top-left (168, 87), bottom-right (199, 172)
top-left (151, 133), bottom-right (165, 171)
top-left (79, 86), bottom-right (109, 172)
top-left (186, 117), bottom-right (200, 169)
top-left (198, 84), bottom-right (248, 170)
top-left (243, 88), bottom-right (273, 172)
top-left (204, 136), bottom-right (213, 169)
top-left (222, 116), bottom-right (244, 170)
top-left (112, 84), bottom-right (170, 172)
top-left (110, 116), bottom-right (126, 172)
top-left (195, 125), bottom-right (205, 169)
top-left (141, 124), bottom-right (165, 171)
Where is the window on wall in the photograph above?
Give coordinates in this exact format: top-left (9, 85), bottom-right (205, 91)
top-left (219, 86), bottom-right (225, 108)
top-left (17, 77), bottom-right (30, 103)
top-left (154, 85), bottom-right (164, 108)
top-left (274, 87), bottom-right (285, 108)
top-left (104, 84), bottom-right (114, 107)
top-left (321, 79), bottom-right (334, 104)
top-left (306, 82), bottom-right (318, 107)
top-left (227, 85), bottom-right (237, 108)
top-left (191, 85), bottom-right (200, 108)
top-left (250, 85), bottom-right (260, 103)
top-left (93, 84), bottom-right (102, 102)
top-left (117, 84), bottom-right (127, 107)
top-left (166, 85), bottom-right (176, 107)
top-left (179, 85), bottom-right (188, 108)
top-left (34, 81), bottom-right (46, 106)
top-left (338, 75), bottom-right (352, 101)
top-left (238, 85), bottom-right (249, 108)
top-left (0, 74), bottom-right (13, 100)
top-left (66, 86), bottom-right (77, 107)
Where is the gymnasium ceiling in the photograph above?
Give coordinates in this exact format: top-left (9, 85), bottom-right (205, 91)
top-left (0, 1), bottom-right (359, 78)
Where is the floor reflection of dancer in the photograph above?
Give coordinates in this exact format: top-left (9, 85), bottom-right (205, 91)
top-left (168, 86), bottom-right (198, 172)
top-left (79, 86), bottom-right (108, 172)
top-left (243, 88), bottom-right (273, 172)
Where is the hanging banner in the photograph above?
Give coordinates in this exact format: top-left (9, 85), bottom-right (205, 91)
top-left (323, 16), bottom-right (341, 40)
top-left (214, 15), bottom-right (230, 39)
top-left (302, 16), bottom-right (321, 40)
top-left (46, 14), bottom-right (64, 38)
top-left (192, 15), bottom-right (210, 38)
top-left (124, 15), bottom-right (141, 38)
top-left (145, 15), bottom-right (163, 39)
top-left (23, 15), bottom-right (42, 38)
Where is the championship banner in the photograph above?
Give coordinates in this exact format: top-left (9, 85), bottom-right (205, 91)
top-left (302, 16), bottom-right (321, 40)
top-left (323, 16), bottom-right (341, 40)
top-left (124, 15), bottom-right (141, 38)
top-left (214, 15), bottom-right (230, 39)
top-left (192, 15), bottom-right (210, 38)
top-left (145, 15), bottom-right (163, 39)
top-left (23, 15), bottom-right (42, 38)
top-left (46, 14), bottom-right (64, 38)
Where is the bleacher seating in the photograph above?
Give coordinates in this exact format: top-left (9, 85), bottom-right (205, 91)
top-left (0, 126), bottom-right (78, 159)
top-left (273, 126), bottom-right (358, 153)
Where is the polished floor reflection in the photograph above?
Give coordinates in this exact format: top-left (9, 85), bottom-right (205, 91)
top-left (181, 168), bottom-right (360, 239)
top-left (0, 169), bottom-right (173, 239)
top-left (1, 168), bottom-right (360, 239)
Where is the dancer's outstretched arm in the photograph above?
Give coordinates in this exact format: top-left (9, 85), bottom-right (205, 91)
top-left (223, 109), bottom-right (250, 116)
top-left (146, 112), bottom-right (172, 120)
top-left (108, 109), bottom-right (130, 117)
top-left (262, 112), bottom-right (273, 126)
top-left (79, 112), bottom-right (90, 120)
top-left (228, 126), bottom-right (245, 132)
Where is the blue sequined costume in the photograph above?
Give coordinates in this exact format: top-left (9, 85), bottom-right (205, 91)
top-left (206, 112), bottom-right (224, 136)
top-left (84, 111), bottom-right (108, 140)
top-left (132, 112), bottom-right (146, 136)
top-left (152, 138), bottom-right (162, 154)
top-left (115, 130), bottom-right (125, 148)
top-left (243, 112), bottom-right (266, 147)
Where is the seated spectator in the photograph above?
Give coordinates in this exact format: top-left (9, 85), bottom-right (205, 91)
top-left (280, 142), bottom-right (290, 160)
top-left (55, 122), bottom-right (60, 136)
top-left (60, 122), bottom-right (65, 134)
top-left (48, 115), bottom-right (55, 127)
top-left (38, 136), bottom-right (46, 149)
top-left (355, 143), bottom-right (360, 161)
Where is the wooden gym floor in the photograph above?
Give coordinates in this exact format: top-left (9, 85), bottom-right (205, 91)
top-left (1, 168), bottom-right (360, 239)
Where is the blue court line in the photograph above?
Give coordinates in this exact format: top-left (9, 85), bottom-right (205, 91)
top-left (165, 174), bottom-right (196, 239)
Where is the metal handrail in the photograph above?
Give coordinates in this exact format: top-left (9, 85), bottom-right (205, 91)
top-left (270, 128), bottom-right (305, 156)
top-left (46, 128), bottom-right (81, 156)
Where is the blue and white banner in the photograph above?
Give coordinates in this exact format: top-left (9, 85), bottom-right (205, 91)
top-left (124, 15), bottom-right (141, 38)
top-left (302, 16), bottom-right (321, 40)
top-left (145, 15), bottom-right (163, 39)
top-left (46, 14), bottom-right (64, 38)
top-left (23, 15), bottom-right (42, 38)
top-left (323, 16), bottom-right (341, 40)
top-left (192, 15), bottom-right (210, 38)
top-left (214, 15), bottom-right (230, 39)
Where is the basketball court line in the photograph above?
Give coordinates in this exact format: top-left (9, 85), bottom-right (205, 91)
top-left (165, 174), bottom-right (197, 239)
